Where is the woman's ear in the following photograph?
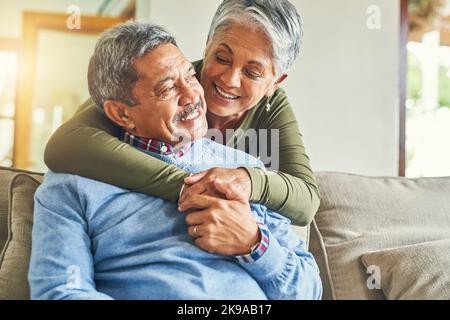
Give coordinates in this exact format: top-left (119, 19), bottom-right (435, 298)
top-left (103, 100), bottom-right (135, 130)
top-left (266, 74), bottom-right (288, 97)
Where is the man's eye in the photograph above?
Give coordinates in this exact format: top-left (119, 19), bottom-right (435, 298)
top-left (186, 73), bottom-right (197, 82)
top-left (160, 85), bottom-right (176, 97)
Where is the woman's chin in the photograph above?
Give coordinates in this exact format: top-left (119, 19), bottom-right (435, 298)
top-left (207, 105), bottom-right (239, 118)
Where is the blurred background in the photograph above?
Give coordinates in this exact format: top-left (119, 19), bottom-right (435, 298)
top-left (0, 0), bottom-right (448, 177)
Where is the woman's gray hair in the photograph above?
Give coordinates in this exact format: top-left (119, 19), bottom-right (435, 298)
top-left (206, 0), bottom-right (303, 77)
top-left (88, 21), bottom-right (177, 111)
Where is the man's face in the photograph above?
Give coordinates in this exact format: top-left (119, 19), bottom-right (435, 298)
top-left (124, 43), bottom-right (208, 146)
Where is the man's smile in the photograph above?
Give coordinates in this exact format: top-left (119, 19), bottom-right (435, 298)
top-left (173, 100), bottom-right (203, 124)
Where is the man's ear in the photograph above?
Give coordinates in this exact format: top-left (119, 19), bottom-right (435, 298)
top-left (103, 100), bottom-right (135, 130)
top-left (265, 74), bottom-right (288, 97)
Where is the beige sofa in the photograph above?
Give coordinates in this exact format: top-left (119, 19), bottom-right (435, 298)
top-left (1, 166), bottom-right (449, 300)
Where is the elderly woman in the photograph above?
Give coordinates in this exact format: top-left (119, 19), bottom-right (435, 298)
top-left (44, 0), bottom-right (320, 226)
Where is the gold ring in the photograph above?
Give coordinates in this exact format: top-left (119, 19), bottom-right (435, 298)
top-left (193, 226), bottom-right (198, 236)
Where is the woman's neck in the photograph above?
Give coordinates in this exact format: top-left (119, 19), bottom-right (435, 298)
top-left (206, 110), bottom-right (248, 134)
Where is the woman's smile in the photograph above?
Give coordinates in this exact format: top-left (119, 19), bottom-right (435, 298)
top-left (214, 83), bottom-right (240, 100)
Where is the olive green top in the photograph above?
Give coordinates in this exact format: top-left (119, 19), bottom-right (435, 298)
top-left (44, 60), bottom-right (320, 226)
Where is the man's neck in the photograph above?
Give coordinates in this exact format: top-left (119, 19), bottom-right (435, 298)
top-left (122, 131), bottom-right (193, 157)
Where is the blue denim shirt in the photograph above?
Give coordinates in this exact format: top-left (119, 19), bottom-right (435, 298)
top-left (29, 138), bottom-right (322, 300)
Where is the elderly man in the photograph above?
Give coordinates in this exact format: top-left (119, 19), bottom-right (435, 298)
top-left (29, 22), bottom-right (322, 300)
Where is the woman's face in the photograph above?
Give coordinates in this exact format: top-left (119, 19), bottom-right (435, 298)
top-left (201, 23), bottom-right (283, 118)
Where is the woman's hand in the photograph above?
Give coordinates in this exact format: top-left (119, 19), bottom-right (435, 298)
top-left (179, 167), bottom-right (252, 203)
top-left (178, 179), bottom-right (260, 256)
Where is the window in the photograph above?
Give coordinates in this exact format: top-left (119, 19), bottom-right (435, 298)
top-left (406, 31), bottom-right (450, 177)
top-left (0, 50), bottom-right (17, 167)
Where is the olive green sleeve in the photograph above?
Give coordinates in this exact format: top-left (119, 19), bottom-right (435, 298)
top-left (44, 99), bottom-right (189, 202)
top-left (244, 89), bottom-right (321, 226)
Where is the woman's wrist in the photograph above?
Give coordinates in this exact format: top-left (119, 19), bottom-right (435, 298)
top-left (241, 166), bottom-right (266, 203)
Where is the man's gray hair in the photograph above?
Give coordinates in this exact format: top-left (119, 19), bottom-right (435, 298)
top-left (206, 0), bottom-right (303, 77)
top-left (88, 21), bottom-right (177, 111)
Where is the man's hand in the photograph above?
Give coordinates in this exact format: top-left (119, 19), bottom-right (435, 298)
top-left (179, 167), bottom-right (252, 203)
top-left (178, 179), bottom-right (260, 256)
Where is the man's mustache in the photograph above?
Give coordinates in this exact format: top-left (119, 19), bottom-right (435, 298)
top-left (173, 100), bottom-right (203, 123)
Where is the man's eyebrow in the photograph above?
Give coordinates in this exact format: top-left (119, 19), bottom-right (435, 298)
top-left (157, 64), bottom-right (194, 82)
top-left (154, 75), bottom-right (175, 92)
top-left (156, 76), bottom-right (174, 86)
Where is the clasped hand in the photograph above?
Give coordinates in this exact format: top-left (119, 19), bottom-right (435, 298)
top-left (178, 168), bottom-right (260, 256)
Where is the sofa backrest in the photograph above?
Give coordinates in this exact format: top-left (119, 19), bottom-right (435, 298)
top-left (309, 172), bottom-right (450, 300)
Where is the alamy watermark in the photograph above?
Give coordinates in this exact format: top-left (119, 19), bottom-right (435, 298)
top-left (170, 128), bottom-right (280, 171)
top-left (366, 5), bottom-right (381, 30)
top-left (366, 265), bottom-right (381, 290)
top-left (66, 5), bottom-right (81, 30)
top-left (66, 265), bottom-right (81, 289)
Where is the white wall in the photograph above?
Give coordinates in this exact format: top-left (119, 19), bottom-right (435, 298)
top-left (138, 0), bottom-right (221, 61)
top-left (288, 0), bottom-right (400, 176)
top-left (140, 0), bottom-right (400, 176)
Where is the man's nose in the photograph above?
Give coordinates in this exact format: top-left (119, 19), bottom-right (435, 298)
top-left (179, 83), bottom-right (199, 106)
top-left (220, 67), bottom-right (241, 88)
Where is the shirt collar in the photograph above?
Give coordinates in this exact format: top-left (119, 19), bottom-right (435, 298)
top-left (122, 131), bottom-right (192, 157)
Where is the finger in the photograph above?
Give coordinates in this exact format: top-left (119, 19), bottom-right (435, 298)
top-left (185, 210), bottom-right (208, 226)
top-left (194, 237), bottom-right (215, 254)
top-left (213, 179), bottom-right (246, 201)
top-left (178, 194), bottom-right (216, 212)
top-left (184, 170), bottom-right (208, 185)
top-left (179, 184), bottom-right (191, 203)
top-left (179, 182), bottom-right (207, 203)
top-left (187, 224), bottom-right (205, 238)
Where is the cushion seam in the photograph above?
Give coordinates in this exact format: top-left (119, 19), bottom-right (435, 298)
top-left (312, 218), bottom-right (337, 300)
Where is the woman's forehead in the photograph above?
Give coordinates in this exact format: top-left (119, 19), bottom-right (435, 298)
top-left (210, 25), bottom-right (273, 68)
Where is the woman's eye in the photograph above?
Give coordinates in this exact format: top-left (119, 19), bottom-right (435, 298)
top-left (246, 70), bottom-right (261, 79)
top-left (216, 54), bottom-right (229, 64)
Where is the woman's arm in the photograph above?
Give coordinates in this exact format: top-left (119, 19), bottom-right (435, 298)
top-left (179, 88), bottom-right (320, 226)
top-left (44, 99), bottom-right (189, 202)
top-left (245, 88), bottom-right (321, 226)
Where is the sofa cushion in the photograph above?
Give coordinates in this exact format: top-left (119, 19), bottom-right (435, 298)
top-left (0, 167), bottom-right (43, 299)
top-left (310, 172), bottom-right (450, 300)
top-left (361, 239), bottom-right (450, 300)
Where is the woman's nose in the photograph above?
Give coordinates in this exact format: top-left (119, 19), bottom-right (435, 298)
top-left (220, 67), bottom-right (241, 88)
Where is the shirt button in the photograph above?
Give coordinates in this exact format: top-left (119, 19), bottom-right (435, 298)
top-left (160, 145), bottom-right (168, 153)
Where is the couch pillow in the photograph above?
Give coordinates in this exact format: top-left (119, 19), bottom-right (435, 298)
top-left (310, 172), bottom-right (450, 300)
top-left (361, 239), bottom-right (450, 300)
top-left (0, 173), bottom-right (42, 299)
